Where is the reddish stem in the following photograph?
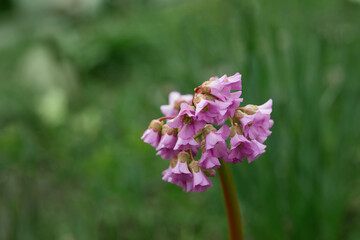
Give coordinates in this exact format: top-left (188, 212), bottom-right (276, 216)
top-left (158, 116), bottom-right (176, 122)
top-left (218, 160), bottom-right (244, 240)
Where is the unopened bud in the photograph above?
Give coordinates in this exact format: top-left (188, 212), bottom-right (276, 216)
top-left (161, 124), bottom-right (177, 136)
top-left (178, 151), bottom-right (191, 163)
top-left (230, 125), bottom-right (243, 138)
top-left (174, 98), bottom-right (191, 110)
top-left (189, 160), bottom-right (200, 172)
top-left (202, 168), bottom-right (216, 177)
top-left (233, 110), bottom-right (245, 125)
top-left (202, 124), bottom-right (216, 136)
top-left (242, 104), bottom-right (258, 115)
top-left (200, 139), bottom-right (206, 152)
top-left (193, 93), bottom-right (215, 105)
top-left (149, 120), bottom-right (163, 132)
top-left (170, 157), bottom-right (178, 168)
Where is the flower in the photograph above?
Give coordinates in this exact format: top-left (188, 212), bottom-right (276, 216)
top-left (193, 93), bottom-right (232, 125)
top-left (141, 120), bottom-right (163, 148)
top-left (174, 137), bottom-right (200, 151)
top-left (189, 160), bottom-right (213, 192)
top-left (226, 126), bottom-right (266, 164)
top-left (199, 124), bottom-right (230, 169)
top-left (223, 72), bottom-right (242, 91)
top-left (160, 91), bottom-right (193, 117)
top-left (167, 102), bottom-right (206, 141)
top-left (162, 152), bottom-right (193, 192)
top-left (194, 73), bottom-right (242, 100)
top-left (193, 73), bottom-right (243, 125)
top-left (142, 73), bottom-right (273, 192)
top-left (235, 99), bottom-right (273, 143)
top-left (156, 125), bottom-right (179, 159)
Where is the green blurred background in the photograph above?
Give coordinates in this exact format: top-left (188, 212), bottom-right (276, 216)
top-left (0, 0), bottom-right (360, 239)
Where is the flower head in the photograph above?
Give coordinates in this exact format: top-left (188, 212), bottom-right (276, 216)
top-left (142, 73), bottom-right (273, 192)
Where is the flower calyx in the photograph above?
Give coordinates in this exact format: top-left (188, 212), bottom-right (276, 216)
top-left (178, 151), bottom-right (191, 163)
top-left (149, 119), bottom-right (163, 132)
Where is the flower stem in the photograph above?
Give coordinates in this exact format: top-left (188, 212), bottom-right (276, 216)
top-left (218, 160), bottom-right (244, 240)
top-left (228, 116), bottom-right (234, 126)
top-left (158, 116), bottom-right (176, 122)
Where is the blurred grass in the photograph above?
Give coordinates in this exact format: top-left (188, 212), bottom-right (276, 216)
top-left (0, 0), bottom-right (360, 239)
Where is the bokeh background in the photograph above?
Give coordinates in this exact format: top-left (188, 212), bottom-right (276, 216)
top-left (1, 0), bottom-right (360, 239)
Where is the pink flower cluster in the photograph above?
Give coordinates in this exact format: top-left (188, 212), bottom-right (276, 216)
top-left (141, 73), bottom-right (273, 192)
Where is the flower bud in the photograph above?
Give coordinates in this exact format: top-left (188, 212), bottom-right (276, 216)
top-left (230, 125), bottom-right (243, 138)
top-left (189, 160), bottom-right (200, 172)
top-left (202, 168), bottom-right (216, 177)
top-left (242, 104), bottom-right (258, 115)
top-left (174, 98), bottom-right (191, 111)
top-left (141, 119), bottom-right (163, 148)
top-left (161, 124), bottom-right (177, 136)
top-left (169, 156), bottom-right (178, 168)
top-left (233, 110), bottom-right (245, 124)
top-left (149, 119), bottom-right (163, 132)
top-left (202, 124), bottom-right (216, 136)
top-left (193, 93), bottom-right (216, 105)
top-left (178, 151), bottom-right (191, 163)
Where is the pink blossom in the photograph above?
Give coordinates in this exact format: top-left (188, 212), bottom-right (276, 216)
top-left (156, 125), bottom-right (179, 159)
top-left (199, 151), bottom-right (220, 169)
top-left (156, 149), bottom-right (180, 159)
top-left (160, 91), bottom-right (193, 117)
top-left (199, 124), bottom-right (230, 169)
top-left (174, 137), bottom-right (200, 151)
top-left (226, 126), bottom-right (266, 164)
top-left (223, 72), bottom-right (242, 91)
top-left (162, 153), bottom-right (193, 192)
top-left (167, 103), bottom-right (206, 140)
top-left (141, 120), bottom-right (163, 148)
top-left (195, 73), bottom-right (242, 101)
top-left (193, 94), bottom-right (232, 125)
top-left (195, 75), bottom-right (231, 100)
top-left (193, 74), bottom-right (243, 125)
top-left (238, 99), bottom-right (273, 143)
top-left (189, 161), bottom-right (213, 192)
top-left (144, 73), bottom-right (273, 193)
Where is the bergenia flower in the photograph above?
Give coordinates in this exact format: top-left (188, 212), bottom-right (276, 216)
top-left (226, 126), bottom-right (266, 164)
top-left (156, 125), bottom-right (179, 159)
top-left (199, 124), bottom-right (230, 169)
top-left (167, 103), bottom-right (206, 140)
top-left (193, 93), bottom-right (232, 124)
top-left (235, 99), bottom-right (273, 143)
top-left (193, 73), bottom-right (243, 125)
top-left (219, 91), bottom-right (243, 121)
top-left (194, 73), bottom-right (242, 100)
top-left (189, 160), bottom-right (213, 192)
top-left (223, 72), bottom-right (242, 91)
top-left (141, 120), bottom-right (163, 148)
top-left (142, 73), bottom-right (273, 193)
top-left (174, 137), bottom-right (200, 151)
top-left (160, 91), bottom-right (193, 117)
top-left (162, 152), bottom-right (193, 192)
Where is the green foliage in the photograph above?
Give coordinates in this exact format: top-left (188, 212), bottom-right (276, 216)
top-left (0, 0), bottom-right (360, 239)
